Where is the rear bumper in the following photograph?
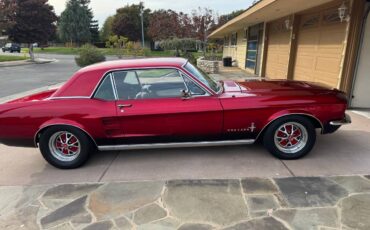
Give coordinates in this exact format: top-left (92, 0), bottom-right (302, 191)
top-left (329, 113), bottom-right (352, 126)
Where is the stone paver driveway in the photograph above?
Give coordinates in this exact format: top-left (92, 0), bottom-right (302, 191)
top-left (1, 175), bottom-right (370, 230)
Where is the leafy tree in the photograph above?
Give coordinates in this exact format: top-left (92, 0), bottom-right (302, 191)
top-left (7, 0), bottom-right (57, 61)
top-left (58, 0), bottom-right (91, 46)
top-left (160, 38), bottom-right (197, 57)
top-left (105, 35), bottom-right (128, 58)
top-left (105, 35), bottom-right (144, 58)
top-left (217, 9), bottom-right (245, 27)
top-left (100, 16), bottom-right (114, 41)
top-left (148, 10), bottom-right (181, 41)
top-left (191, 7), bottom-right (216, 55)
top-left (80, 0), bottom-right (99, 43)
top-left (0, 0), bottom-right (16, 34)
top-left (112, 2), bottom-right (150, 42)
top-left (148, 10), bottom-right (194, 41)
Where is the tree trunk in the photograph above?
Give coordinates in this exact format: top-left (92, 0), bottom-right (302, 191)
top-left (29, 44), bottom-right (35, 62)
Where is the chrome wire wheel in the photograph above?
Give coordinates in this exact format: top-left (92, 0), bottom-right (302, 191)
top-left (48, 131), bottom-right (81, 162)
top-left (274, 122), bottom-right (308, 154)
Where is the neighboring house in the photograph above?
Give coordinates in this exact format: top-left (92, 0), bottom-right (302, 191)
top-left (209, 0), bottom-right (370, 108)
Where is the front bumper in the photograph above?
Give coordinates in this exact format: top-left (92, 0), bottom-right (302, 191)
top-left (329, 113), bottom-right (352, 126)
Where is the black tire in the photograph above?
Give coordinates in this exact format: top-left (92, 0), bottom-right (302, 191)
top-left (39, 126), bottom-right (94, 169)
top-left (263, 116), bottom-right (316, 160)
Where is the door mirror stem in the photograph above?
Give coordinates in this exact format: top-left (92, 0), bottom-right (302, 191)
top-left (181, 89), bottom-right (192, 100)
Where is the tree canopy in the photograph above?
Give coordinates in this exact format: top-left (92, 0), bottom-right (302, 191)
top-left (100, 16), bottom-right (114, 42)
top-left (147, 10), bottom-right (194, 41)
top-left (0, 0), bottom-right (16, 34)
top-left (7, 0), bottom-right (57, 44)
top-left (58, 0), bottom-right (92, 45)
top-left (112, 3), bottom-right (150, 42)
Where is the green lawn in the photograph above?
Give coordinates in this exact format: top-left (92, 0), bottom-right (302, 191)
top-left (22, 47), bottom-right (221, 59)
top-left (0, 55), bottom-right (28, 62)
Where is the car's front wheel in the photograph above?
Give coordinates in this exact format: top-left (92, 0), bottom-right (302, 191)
top-left (263, 116), bottom-right (316, 159)
top-left (39, 126), bottom-right (94, 169)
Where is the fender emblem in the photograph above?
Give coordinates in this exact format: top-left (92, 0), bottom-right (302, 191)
top-left (248, 123), bottom-right (256, 132)
top-left (227, 123), bottom-right (257, 133)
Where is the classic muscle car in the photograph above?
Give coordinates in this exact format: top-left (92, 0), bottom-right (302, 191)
top-left (0, 58), bottom-right (351, 169)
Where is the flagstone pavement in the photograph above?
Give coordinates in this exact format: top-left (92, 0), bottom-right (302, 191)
top-left (1, 175), bottom-right (370, 230)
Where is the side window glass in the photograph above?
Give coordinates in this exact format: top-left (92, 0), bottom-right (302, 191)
top-left (113, 71), bottom-right (141, 100)
top-left (94, 75), bottom-right (115, 101)
top-left (135, 69), bottom-right (186, 99)
top-left (183, 76), bottom-right (207, 96)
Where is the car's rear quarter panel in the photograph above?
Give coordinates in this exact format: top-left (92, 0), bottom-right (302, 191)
top-left (0, 99), bottom-right (118, 146)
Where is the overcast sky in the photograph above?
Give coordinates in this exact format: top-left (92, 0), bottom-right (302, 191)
top-left (48, 0), bottom-right (255, 26)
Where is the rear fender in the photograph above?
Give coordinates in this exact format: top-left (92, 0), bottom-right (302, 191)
top-left (34, 119), bottom-right (97, 147)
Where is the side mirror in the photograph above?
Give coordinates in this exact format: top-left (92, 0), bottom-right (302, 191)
top-left (181, 89), bottom-right (191, 100)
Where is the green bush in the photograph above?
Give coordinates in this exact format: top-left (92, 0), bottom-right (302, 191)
top-left (75, 44), bottom-right (106, 67)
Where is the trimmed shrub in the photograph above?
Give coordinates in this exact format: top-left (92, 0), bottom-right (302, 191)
top-left (75, 44), bottom-right (106, 67)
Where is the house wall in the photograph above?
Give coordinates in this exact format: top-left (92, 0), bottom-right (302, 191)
top-left (220, 0), bottom-right (365, 100)
top-left (235, 29), bottom-right (247, 69)
top-left (222, 29), bottom-right (247, 69)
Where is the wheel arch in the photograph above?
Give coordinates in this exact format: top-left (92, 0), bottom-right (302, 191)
top-left (34, 122), bottom-right (97, 148)
top-left (256, 112), bottom-right (323, 141)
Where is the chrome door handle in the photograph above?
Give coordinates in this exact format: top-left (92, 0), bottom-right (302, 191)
top-left (117, 104), bottom-right (132, 109)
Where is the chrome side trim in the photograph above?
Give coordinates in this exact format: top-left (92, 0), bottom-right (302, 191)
top-left (255, 113), bottom-right (324, 141)
top-left (329, 113), bottom-right (352, 126)
top-left (98, 139), bottom-right (255, 151)
top-left (34, 124), bottom-right (98, 148)
top-left (48, 96), bottom-right (91, 100)
top-left (110, 73), bottom-right (119, 100)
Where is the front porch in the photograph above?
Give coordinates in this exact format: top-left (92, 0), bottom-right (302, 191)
top-left (210, 64), bottom-right (261, 82)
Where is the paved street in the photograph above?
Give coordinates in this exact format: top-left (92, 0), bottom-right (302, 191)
top-left (0, 52), bottom-right (80, 98)
top-left (1, 176), bottom-right (370, 230)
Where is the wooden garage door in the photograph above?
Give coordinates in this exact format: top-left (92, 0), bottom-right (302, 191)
top-left (293, 8), bottom-right (347, 88)
top-left (265, 19), bottom-right (291, 79)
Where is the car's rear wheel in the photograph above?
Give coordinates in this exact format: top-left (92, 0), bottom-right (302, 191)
top-left (263, 116), bottom-right (316, 159)
top-left (39, 126), bottom-right (94, 169)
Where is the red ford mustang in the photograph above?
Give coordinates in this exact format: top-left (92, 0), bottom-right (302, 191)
top-left (0, 58), bottom-right (351, 169)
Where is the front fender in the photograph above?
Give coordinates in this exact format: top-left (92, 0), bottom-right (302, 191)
top-left (256, 109), bottom-right (324, 140)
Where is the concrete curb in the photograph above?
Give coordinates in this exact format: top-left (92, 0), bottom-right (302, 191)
top-left (0, 82), bottom-right (65, 104)
top-left (0, 58), bottom-right (56, 67)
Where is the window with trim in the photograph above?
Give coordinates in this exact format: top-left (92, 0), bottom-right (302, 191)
top-left (231, 32), bottom-right (237, 46)
top-left (246, 25), bottom-right (259, 70)
top-left (224, 36), bottom-right (230, 46)
top-left (183, 75), bottom-right (207, 96)
top-left (94, 75), bottom-right (115, 101)
top-left (113, 69), bottom-right (187, 100)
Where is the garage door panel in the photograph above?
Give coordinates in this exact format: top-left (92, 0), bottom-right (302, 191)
top-left (265, 19), bottom-right (291, 79)
top-left (315, 57), bottom-right (341, 74)
top-left (293, 7), bottom-right (346, 88)
top-left (295, 56), bottom-right (315, 69)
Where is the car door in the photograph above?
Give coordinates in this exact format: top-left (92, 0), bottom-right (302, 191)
top-left (112, 68), bottom-right (223, 144)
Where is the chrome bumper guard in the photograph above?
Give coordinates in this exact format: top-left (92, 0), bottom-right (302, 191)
top-left (329, 113), bottom-right (352, 126)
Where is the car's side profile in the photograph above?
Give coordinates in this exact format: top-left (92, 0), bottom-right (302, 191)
top-left (1, 43), bottom-right (21, 53)
top-left (0, 58), bottom-right (351, 169)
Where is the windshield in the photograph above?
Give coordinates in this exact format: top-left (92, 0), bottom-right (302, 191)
top-left (184, 62), bottom-right (221, 93)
